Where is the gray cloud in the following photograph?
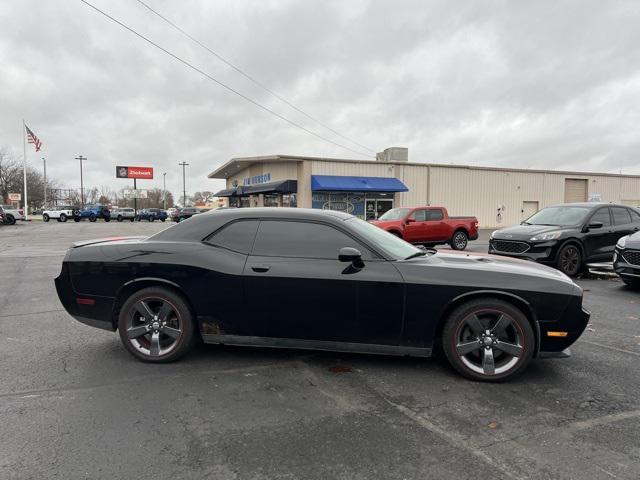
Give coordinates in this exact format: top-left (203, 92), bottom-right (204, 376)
top-left (1, 0), bottom-right (639, 200)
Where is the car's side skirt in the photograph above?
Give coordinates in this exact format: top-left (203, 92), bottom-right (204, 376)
top-left (201, 334), bottom-right (432, 358)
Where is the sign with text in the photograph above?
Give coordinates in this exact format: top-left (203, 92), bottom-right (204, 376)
top-left (243, 172), bottom-right (271, 186)
top-left (8, 193), bottom-right (21, 201)
top-left (123, 189), bottom-right (148, 199)
top-left (116, 166), bottom-right (154, 179)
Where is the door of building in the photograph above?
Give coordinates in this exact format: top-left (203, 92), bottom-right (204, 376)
top-left (376, 199), bottom-right (393, 218)
top-left (365, 200), bottom-right (376, 221)
top-left (564, 179), bottom-right (588, 203)
top-left (365, 198), bottom-right (394, 221)
top-left (522, 201), bottom-right (539, 220)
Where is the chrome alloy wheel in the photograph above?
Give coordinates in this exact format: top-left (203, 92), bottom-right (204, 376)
top-left (453, 232), bottom-right (467, 250)
top-left (126, 297), bottom-right (183, 357)
top-left (454, 309), bottom-right (524, 376)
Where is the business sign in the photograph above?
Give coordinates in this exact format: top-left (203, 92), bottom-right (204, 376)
top-left (8, 193), bottom-right (21, 201)
top-left (123, 189), bottom-right (148, 199)
top-left (243, 172), bottom-right (271, 186)
top-left (116, 166), bottom-right (154, 179)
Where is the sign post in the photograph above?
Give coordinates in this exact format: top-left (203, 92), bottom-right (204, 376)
top-left (116, 166), bottom-right (153, 216)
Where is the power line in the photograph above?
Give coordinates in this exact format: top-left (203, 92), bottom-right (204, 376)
top-left (134, 0), bottom-right (377, 156)
top-left (79, 0), bottom-right (375, 159)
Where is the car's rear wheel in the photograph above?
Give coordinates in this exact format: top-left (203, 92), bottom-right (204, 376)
top-left (557, 244), bottom-right (582, 276)
top-left (149, 217), bottom-right (154, 222)
top-left (118, 287), bottom-right (196, 363)
top-left (161, 218), bottom-right (166, 222)
top-left (60, 213), bottom-right (67, 222)
top-left (43, 214), bottom-right (50, 222)
top-left (89, 214), bottom-right (96, 222)
top-left (117, 215), bottom-right (123, 222)
top-left (450, 230), bottom-right (468, 250)
top-left (5, 214), bottom-right (15, 225)
top-left (442, 298), bottom-right (534, 382)
top-left (130, 218), bottom-right (135, 222)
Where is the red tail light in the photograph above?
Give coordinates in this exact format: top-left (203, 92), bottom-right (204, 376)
top-left (474, 222), bottom-right (478, 228)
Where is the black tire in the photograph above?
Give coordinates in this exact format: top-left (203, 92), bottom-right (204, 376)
top-left (450, 230), bottom-right (468, 250)
top-left (176, 217), bottom-right (181, 223)
top-left (130, 218), bottom-right (135, 222)
top-left (622, 278), bottom-right (640, 289)
top-left (161, 218), bottom-right (166, 222)
top-left (104, 216), bottom-right (111, 222)
top-left (60, 213), bottom-right (67, 222)
top-left (89, 214), bottom-right (96, 222)
top-left (442, 298), bottom-right (535, 382)
top-left (56, 217), bottom-right (62, 222)
top-left (557, 243), bottom-right (582, 277)
top-left (74, 217), bottom-right (81, 222)
top-left (117, 215), bottom-right (123, 222)
top-left (149, 217), bottom-right (154, 222)
top-left (5, 214), bottom-right (16, 225)
top-left (117, 286), bottom-right (196, 363)
top-left (43, 214), bottom-right (50, 222)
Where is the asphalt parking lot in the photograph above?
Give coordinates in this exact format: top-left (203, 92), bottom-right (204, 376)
top-left (1, 221), bottom-right (639, 480)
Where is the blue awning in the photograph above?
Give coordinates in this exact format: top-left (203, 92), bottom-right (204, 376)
top-left (311, 175), bottom-right (408, 192)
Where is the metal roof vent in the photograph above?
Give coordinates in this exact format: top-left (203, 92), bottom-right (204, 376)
top-left (376, 147), bottom-right (408, 162)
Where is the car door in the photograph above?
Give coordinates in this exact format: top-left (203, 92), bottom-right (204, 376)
top-left (244, 219), bottom-right (405, 345)
top-left (424, 208), bottom-right (449, 241)
top-left (403, 209), bottom-right (428, 242)
top-left (611, 207), bottom-right (638, 248)
top-left (583, 207), bottom-right (613, 261)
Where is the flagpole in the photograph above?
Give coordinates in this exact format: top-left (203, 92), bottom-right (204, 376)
top-left (23, 120), bottom-right (28, 220)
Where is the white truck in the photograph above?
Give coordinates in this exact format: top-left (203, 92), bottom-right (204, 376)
top-left (42, 206), bottom-right (76, 222)
top-left (0, 205), bottom-right (25, 225)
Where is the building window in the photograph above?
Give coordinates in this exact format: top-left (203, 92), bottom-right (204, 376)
top-left (282, 194), bottom-right (297, 207)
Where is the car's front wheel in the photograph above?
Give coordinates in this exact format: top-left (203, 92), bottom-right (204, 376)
top-left (60, 213), bottom-right (67, 222)
top-left (442, 298), bottom-right (534, 382)
top-left (117, 215), bottom-right (123, 222)
top-left (557, 244), bottom-right (582, 276)
top-left (118, 287), bottom-right (196, 363)
top-left (161, 218), bottom-right (166, 222)
top-left (43, 214), bottom-right (50, 222)
top-left (89, 214), bottom-right (96, 222)
top-left (450, 230), bottom-right (468, 250)
top-left (4, 214), bottom-right (16, 225)
top-left (130, 218), bottom-right (135, 222)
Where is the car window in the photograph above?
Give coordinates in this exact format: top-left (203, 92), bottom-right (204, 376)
top-left (252, 220), bottom-right (372, 259)
top-left (427, 209), bottom-right (444, 221)
top-left (206, 220), bottom-right (259, 254)
top-left (590, 208), bottom-right (611, 226)
top-left (630, 209), bottom-right (640, 222)
top-left (409, 209), bottom-right (427, 221)
top-left (612, 207), bottom-right (632, 225)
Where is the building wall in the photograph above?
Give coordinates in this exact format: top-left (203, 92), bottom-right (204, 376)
top-left (225, 161), bottom-right (298, 188)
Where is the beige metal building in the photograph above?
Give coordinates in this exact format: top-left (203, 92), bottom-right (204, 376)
top-left (209, 148), bottom-right (640, 228)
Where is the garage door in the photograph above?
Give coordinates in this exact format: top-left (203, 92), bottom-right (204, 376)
top-left (564, 179), bottom-right (588, 203)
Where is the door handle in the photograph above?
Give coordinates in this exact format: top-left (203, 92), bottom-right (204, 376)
top-left (250, 264), bottom-right (271, 273)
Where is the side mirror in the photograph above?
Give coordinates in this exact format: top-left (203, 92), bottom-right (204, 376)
top-left (339, 247), bottom-right (365, 269)
top-left (587, 221), bottom-right (604, 230)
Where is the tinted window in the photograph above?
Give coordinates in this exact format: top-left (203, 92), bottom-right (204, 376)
top-left (612, 207), bottom-right (632, 225)
top-left (253, 220), bottom-right (370, 259)
top-left (590, 208), bottom-right (611, 226)
top-left (409, 209), bottom-right (427, 221)
top-left (427, 209), bottom-right (444, 221)
top-left (206, 220), bottom-right (259, 254)
top-left (630, 209), bottom-right (640, 222)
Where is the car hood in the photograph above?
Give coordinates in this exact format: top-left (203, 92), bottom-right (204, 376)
top-left (621, 230), bottom-right (640, 248)
top-left (398, 250), bottom-right (578, 294)
top-left (491, 224), bottom-right (566, 241)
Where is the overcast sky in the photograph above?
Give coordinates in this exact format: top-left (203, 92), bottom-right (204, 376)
top-left (1, 0), bottom-right (639, 198)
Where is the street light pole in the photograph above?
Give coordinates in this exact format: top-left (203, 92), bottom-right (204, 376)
top-left (42, 157), bottom-right (47, 207)
top-left (75, 155), bottom-right (87, 207)
top-left (162, 172), bottom-right (167, 209)
top-left (178, 162), bottom-right (189, 206)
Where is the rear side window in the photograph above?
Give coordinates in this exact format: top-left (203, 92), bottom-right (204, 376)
top-left (630, 209), bottom-right (640, 222)
top-left (427, 209), bottom-right (444, 221)
top-left (590, 208), bottom-right (611, 226)
top-left (409, 210), bottom-right (427, 221)
top-left (612, 207), bottom-right (632, 225)
top-left (252, 220), bottom-right (371, 259)
top-left (206, 220), bottom-right (259, 254)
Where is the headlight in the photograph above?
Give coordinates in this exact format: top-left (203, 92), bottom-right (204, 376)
top-left (617, 236), bottom-right (627, 248)
top-left (530, 231), bottom-right (562, 241)
top-left (490, 230), bottom-right (498, 239)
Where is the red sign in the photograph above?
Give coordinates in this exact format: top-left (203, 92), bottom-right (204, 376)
top-left (116, 166), bottom-right (154, 179)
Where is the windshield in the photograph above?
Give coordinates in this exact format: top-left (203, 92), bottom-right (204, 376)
top-left (524, 206), bottom-right (591, 226)
top-left (378, 208), bottom-right (411, 221)
top-left (346, 217), bottom-right (424, 260)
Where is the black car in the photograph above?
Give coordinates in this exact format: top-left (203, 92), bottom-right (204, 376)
top-left (55, 208), bottom-right (589, 382)
top-left (171, 207), bottom-right (200, 222)
top-left (614, 231), bottom-right (640, 288)
top-left (489, 203), bottom-right (640, 276)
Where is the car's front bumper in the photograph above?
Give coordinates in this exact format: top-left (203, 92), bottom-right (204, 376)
top-left (613, 248), bottom-right (640, 280)
top-left (488, 239), bottom-right (559, 265)
top-left (538, 294), bottom-right (590, 355)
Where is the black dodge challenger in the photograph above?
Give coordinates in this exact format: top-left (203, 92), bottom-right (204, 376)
top-left (55, 208), bottom-right (589, 381)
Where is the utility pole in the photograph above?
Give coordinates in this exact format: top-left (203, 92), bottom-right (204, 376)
top-left (162, 172), bottom-right (167, 209)
top-left (75, 155), bottom-right (87, 207)
top-left (42, 157), bottom-right (47, 207)
top-left (178, 162), bottom-right (189, 206)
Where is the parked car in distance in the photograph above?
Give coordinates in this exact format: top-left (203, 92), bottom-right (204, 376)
top-left (42, 205), bottom-right (76, 222)
top-left (73, 204), bottom-right (111, 222)
top-left (369, 206), bottom-right (479, 250)
top-left (136, 208), bottom-right (167, 222)
top-left (614, 231), bottom-right (640, 288)
top-left (113, 207), bottom-right (135, 222)
top-left (489, 203), bottom-right (640, 276)
top-left (171, 207), bottom-right (200, 222)
top-left (55, 208), bottom-right (589, 382)
top-left (0, 206), bottom-right (6, 225)
top-left (0, 205), bottom-right (25, 225)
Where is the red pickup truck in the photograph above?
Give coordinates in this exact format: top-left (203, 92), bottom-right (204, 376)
top-left (370, 206), bottom-right (479, 250)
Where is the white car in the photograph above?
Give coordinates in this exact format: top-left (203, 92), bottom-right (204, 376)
top-left (42, 206), bottom-right (75, 223)
top-left (0, 205), bottom-right (25, 225)
top-left (113, 207), bottom-right (136, 222)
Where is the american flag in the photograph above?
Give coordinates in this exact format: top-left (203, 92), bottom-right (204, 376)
top-left (25, 124), bottom-right (42, 152)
